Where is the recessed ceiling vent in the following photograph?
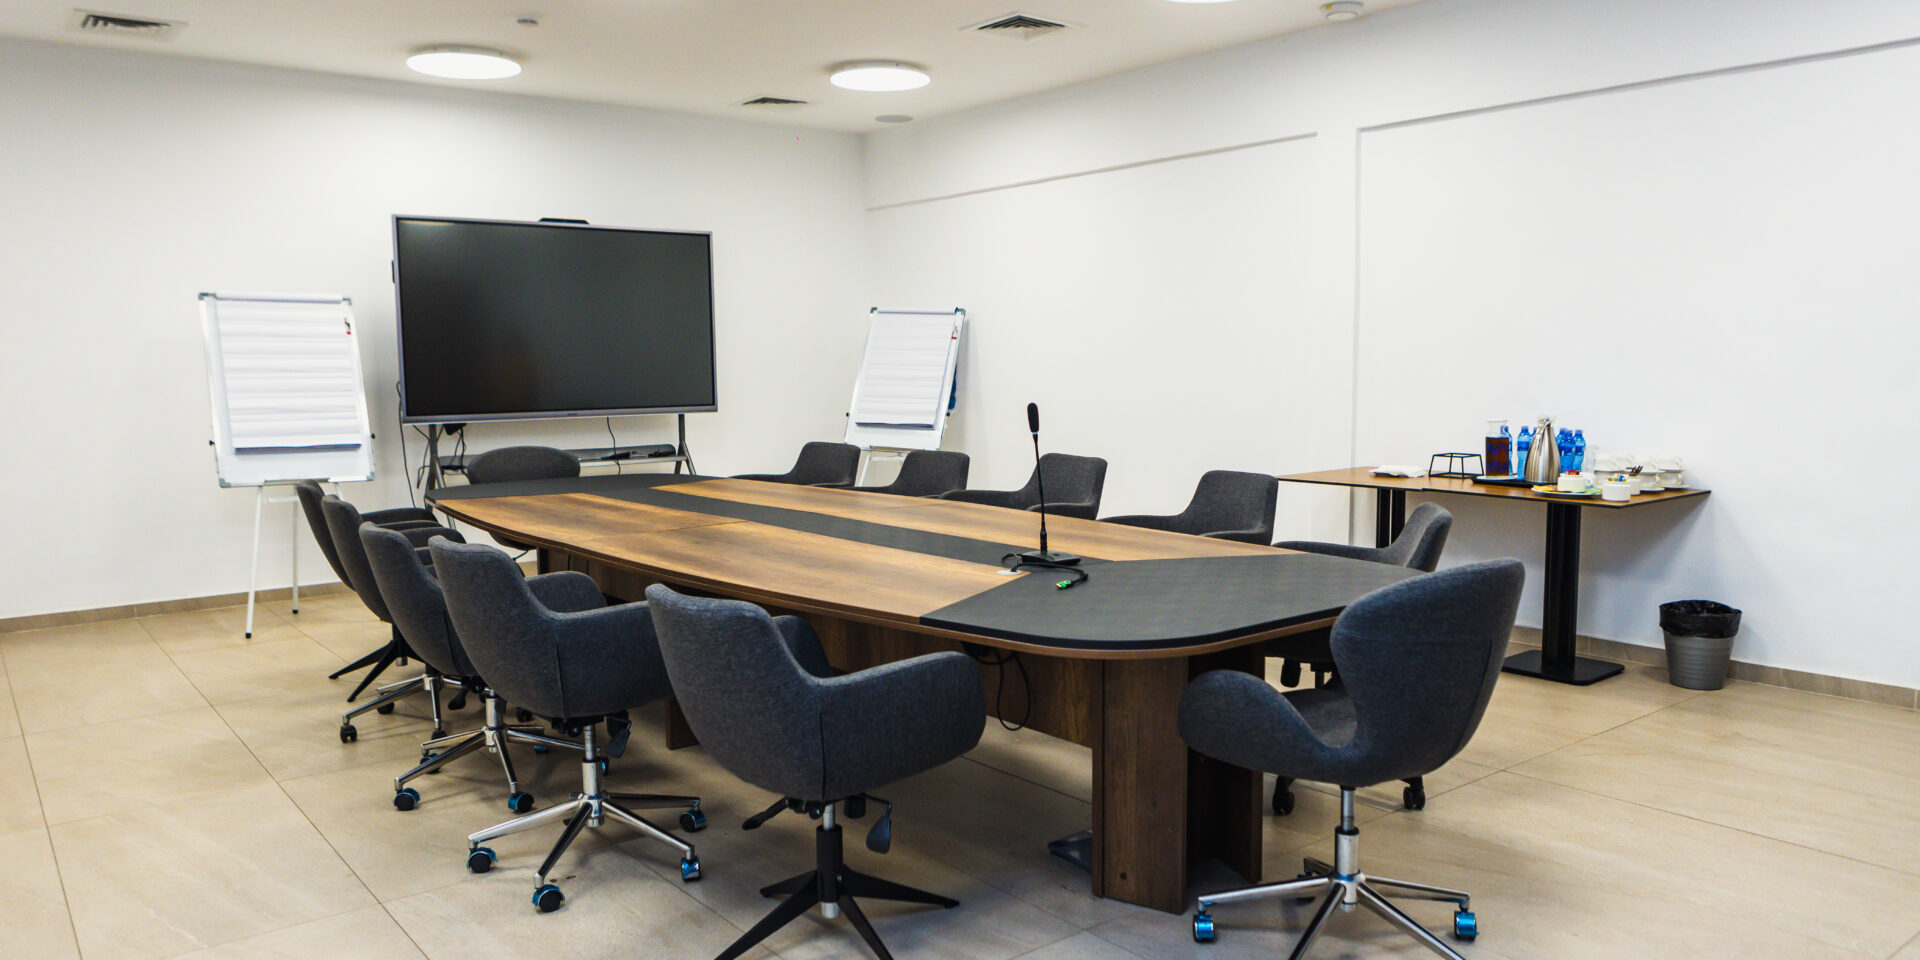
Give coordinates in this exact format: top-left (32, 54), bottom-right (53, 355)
top-left (69, 10), bottom-right (183, 40)
top-left (740, 96), bottom-right (810, 111)
top-left (969, 14), bottom-right (1070, 42)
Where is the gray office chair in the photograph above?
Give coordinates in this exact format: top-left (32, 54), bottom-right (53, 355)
top-left (321, 495), bottom-right (464, 740)
top-left (1266, 501), bottom-right (1454, 814)
top-left (1103, 470), bottom-right (1278, 544)
top-left (296, 480), bottom-right (436, 679)
top-left (851, 449), bottom-right (971, 498)
top-left (430, 539), bottom-right (705, 912)
top-left (360, 526), bottom-right (583, 814)
top-left (461, 446), bottom-right (581, 551)
top-left (1180, 560), bottom-right (1524, 958)
top-left (735, 441), bottom-right (862, 488)
top-left (940, 452), bottom-right (1109, 520)
top-left (646, 585), bottom-right (987, 960)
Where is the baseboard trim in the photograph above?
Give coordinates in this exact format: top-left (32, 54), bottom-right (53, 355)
top-left (0, 582), bottom-right (357, 634)
top-left (1508, 627), bottom-right (1918, 711)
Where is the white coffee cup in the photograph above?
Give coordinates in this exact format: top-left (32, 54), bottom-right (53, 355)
top-left (1638, 472), bottom-right (1666, 492)
top-left (1601, 480), bottom-right (1633, 502)
top-left (1660, 469), bottom-right (1685, 488)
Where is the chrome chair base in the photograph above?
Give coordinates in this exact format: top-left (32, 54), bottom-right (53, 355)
top-left (392, 693), bottom-right (581, 808)
top-left (464, 723), bottom-right (703, 910)
top-left (339, 671), bottom-right (460, 742)
top-left (1192, 787), bottom-right (1477, 959)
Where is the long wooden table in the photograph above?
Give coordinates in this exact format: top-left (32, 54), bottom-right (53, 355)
top-left (429, 474), bottom-right (1418, 913)
top-left (1278, 468), bottom-right (1709, 685)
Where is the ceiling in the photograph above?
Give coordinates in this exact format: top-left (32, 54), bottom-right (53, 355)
top-left (0, 0), bottom-right (1426, 132)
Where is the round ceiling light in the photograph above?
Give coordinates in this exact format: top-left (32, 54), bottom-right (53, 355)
top-left (829, 61), bottom-right (931, 92)
top-left (1322, 1), bottom-right (1365, 20)
top-left (407, 46), bottom-right (522, 80)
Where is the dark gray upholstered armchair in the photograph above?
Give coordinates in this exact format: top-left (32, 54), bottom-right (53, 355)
top-left (430, 539), bottom-right (705, 912)
top-left (321, 495), bottom-right (464, 738)
top-left (295, 480), bottom-right (436, 680)
top-left (1180, 560), bottom-right (1524, 958)
top-left (646, 585), bottom-right (986, 960)
top-left (460, 446), bottom-right (581, 551)
top-left (851, 449), bottom-right (971, 498)
top-left (940, 452), bottom-right (1108, 520)
top-left (1103, 470), bottom-right (1278, 544)
top-left (735, 441), bottom-right (862, 488)
top-left (1266, 501), bottom-right (1455, 814)
top-left (360, 526), bottom-right (584, 814)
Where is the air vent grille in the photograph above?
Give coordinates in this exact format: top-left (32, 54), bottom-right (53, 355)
top-left (70, 10), bottom-right (183, 40)
top-left (971, 14), bottom-right (1069, 41)
top-left (740, 96), bottom-right (810, 110)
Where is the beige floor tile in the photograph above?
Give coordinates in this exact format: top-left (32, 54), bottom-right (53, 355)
top-left (268, 591), bottom-right (379, 631)
top-left (27, 706), bottom-right (273, 826)
top-left (2, 620), bottom-right (207, 733)
top-left (968, 724), bottom-right (1094, 804)
top-left (138, 604), bottom-right (302, 655)
top-left (0, 666), bottom-right (21, 739)
top-left (0, 827), bottom-right (80, 959)
top-left (1891, 931), bottom-right (1920, 960)
top-left (1014, 931), bottom-right (1148, 960)
top-left (169, 904), bottom-right (426, 960)
top-left (219, 687), bottom-right (441, 782)
top-left (281, 741), bottom-right (581, 902)
top-left (171, 635), bottom-right (349, 706)
top-left (52, 781), bottom-right (374, 960)
top-left (1348, 773), bottom-right (1915, 958)
top-left (384, 850), bottom-right (762, 960)
top-left (308, 620), bottom-right (398, 662)
top-left (0, 736), bottom-right (45, 832)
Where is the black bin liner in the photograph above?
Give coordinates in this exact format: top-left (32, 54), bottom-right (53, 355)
top-left (1659, 600), bottom-right (1742, 639)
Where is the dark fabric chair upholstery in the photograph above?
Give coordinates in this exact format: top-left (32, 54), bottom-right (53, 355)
top-left (1276, 501), bottom-right (1453, 573)
top-left (646, 585), bottom-right (984, 803)
top-left (1183, 560), bottom-right (1523, 788)
top-left (320, 496), bottom-right (462, 627)
top-left (462, 446), bottom-right (582, 486)
top-left (1103, 470), bottom-right (1278, 544)
top-left (939, 452), bottom-right (1108, 520)
top-left (295, 479), bottom-right (435, 586)
top-left (735, 441), bottom-right (862, 488)
top-left (851, 450), bottom-right (971, 498)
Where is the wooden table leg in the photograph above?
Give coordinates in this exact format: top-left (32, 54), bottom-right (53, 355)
top-left (1093, 652), bottom-right (1263, 914)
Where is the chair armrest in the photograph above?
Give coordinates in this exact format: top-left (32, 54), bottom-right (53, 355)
top-left (551, 601), bottom-right (674, 711)
top-left (1200, 528), bottom-right (1271, 545)
top-left (774, 615), bottom-right (836, 678)
top-left (401, 526), bottom-right (464, 547)
top-left (1274, 540), bottom-right (1388, 564)
top-left (815, 652), bottom-right (986, 798)
top-left (1178, 669), bottom-right (1329, 779)
top-left (527, 571), bottom-right (607, 614)
top-left (363, 506), bottom-right (438, 526)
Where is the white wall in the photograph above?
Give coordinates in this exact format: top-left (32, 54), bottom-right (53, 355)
top-left (0, 38), bottom-right (872, 619)
top-left (865, 0), bottom-right (1920, 687)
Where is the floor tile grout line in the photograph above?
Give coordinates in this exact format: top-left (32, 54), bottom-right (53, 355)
top-left (14, 686), bottom-right (86, 958)
top-left (956, 752), bottom-right (1092, 808)
top-left (1888, 926), bottom-right (1920, 960)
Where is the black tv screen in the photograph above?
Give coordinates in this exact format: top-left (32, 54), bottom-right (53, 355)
top-left (392, 216), bottom-right (716, 422)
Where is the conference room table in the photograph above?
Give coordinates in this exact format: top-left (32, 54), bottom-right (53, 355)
top-left (427, 473), bottom-right (1418, 914)
top-left (1276, 468), bottom-right (1710, 686)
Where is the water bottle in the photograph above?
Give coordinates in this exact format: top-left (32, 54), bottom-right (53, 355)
top-left (1570, 429), bottom-right (1587, 473)
top-left (1514, 426), bottom-right (1532, 479)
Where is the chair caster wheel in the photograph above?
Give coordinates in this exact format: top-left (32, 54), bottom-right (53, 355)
top-left (376, 703), bottom-right (395, 715)
top-left (507, 792), bottom-right (535, 813)
top-left (1192, 910), bottom-right (1216, 943)
top-left (430, 728), bottom-right (448, 740)
top-left (393, 787), bottom-right (420, 811)
top-left (679, 809), bottom-right (707, 832)
top-left (1452, 909), bottom-right (1477, 941)
top-left (532, 883), bottom-right (564, 912)
top-left (517, 708), bottom-right (535, 723)
top-left (447, 695), bottom-right (467, 711)
top-left (1403, 783), bottom-right (1426, 811)
top-left (339, 724), bottom-right (357, 743)
top-left (532, 744), bottom-right (549, 754)
top-left (1272, 788), bottom-right (1294, 816)
top-left (466, 846), bottom-right (496, 873)
top-left (680, 856), bottom-right (702, 882)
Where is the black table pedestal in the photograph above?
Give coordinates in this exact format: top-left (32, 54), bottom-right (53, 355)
top-left (1501, 501), bottom-right (1623, 685)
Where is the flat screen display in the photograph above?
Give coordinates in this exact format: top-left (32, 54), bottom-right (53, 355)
top-left (392, 216), bottom-right (716, 422)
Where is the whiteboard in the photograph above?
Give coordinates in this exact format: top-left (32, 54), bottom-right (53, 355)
top-left (199, 292), bottom-right (375, 487)
top-left (844, 308), bottom-right (964, 452)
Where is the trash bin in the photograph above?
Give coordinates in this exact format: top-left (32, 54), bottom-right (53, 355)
top-left (1659, 600), bottom-right (1742, 690)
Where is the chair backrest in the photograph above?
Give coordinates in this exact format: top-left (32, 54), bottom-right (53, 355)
top-left (644, 585), bottom-right (830, 799)
top-left (1178, 470), bottom-right (1278, 541)
top-left (320, 495), bottom-right (392, 624)
top-left (785, 442), bottom-right (862, 486)
top-left (1379, 502), bottom-right (1452, 572)
top-left (881, 450), bottom-right (970, 497)
top-left (464, 445), bottom-right (581, 485)
top-left (429, 539), bottom-right (571, 717)
top-left (360, 525), bottom-right (470, 678)
top-left (1037, 452), bottom-right (1108, 509)
top-left (294, 480), bottom-right (351, 585)
top-left (1332, 559), bottom-right (1524, 777)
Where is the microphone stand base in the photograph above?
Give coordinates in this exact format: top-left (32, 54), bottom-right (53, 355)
top-left (1015, 550), bottom-right (1081, 566)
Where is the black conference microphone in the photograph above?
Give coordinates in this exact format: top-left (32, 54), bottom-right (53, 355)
top-left (1017, 402), bottom-right (1081, 566)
